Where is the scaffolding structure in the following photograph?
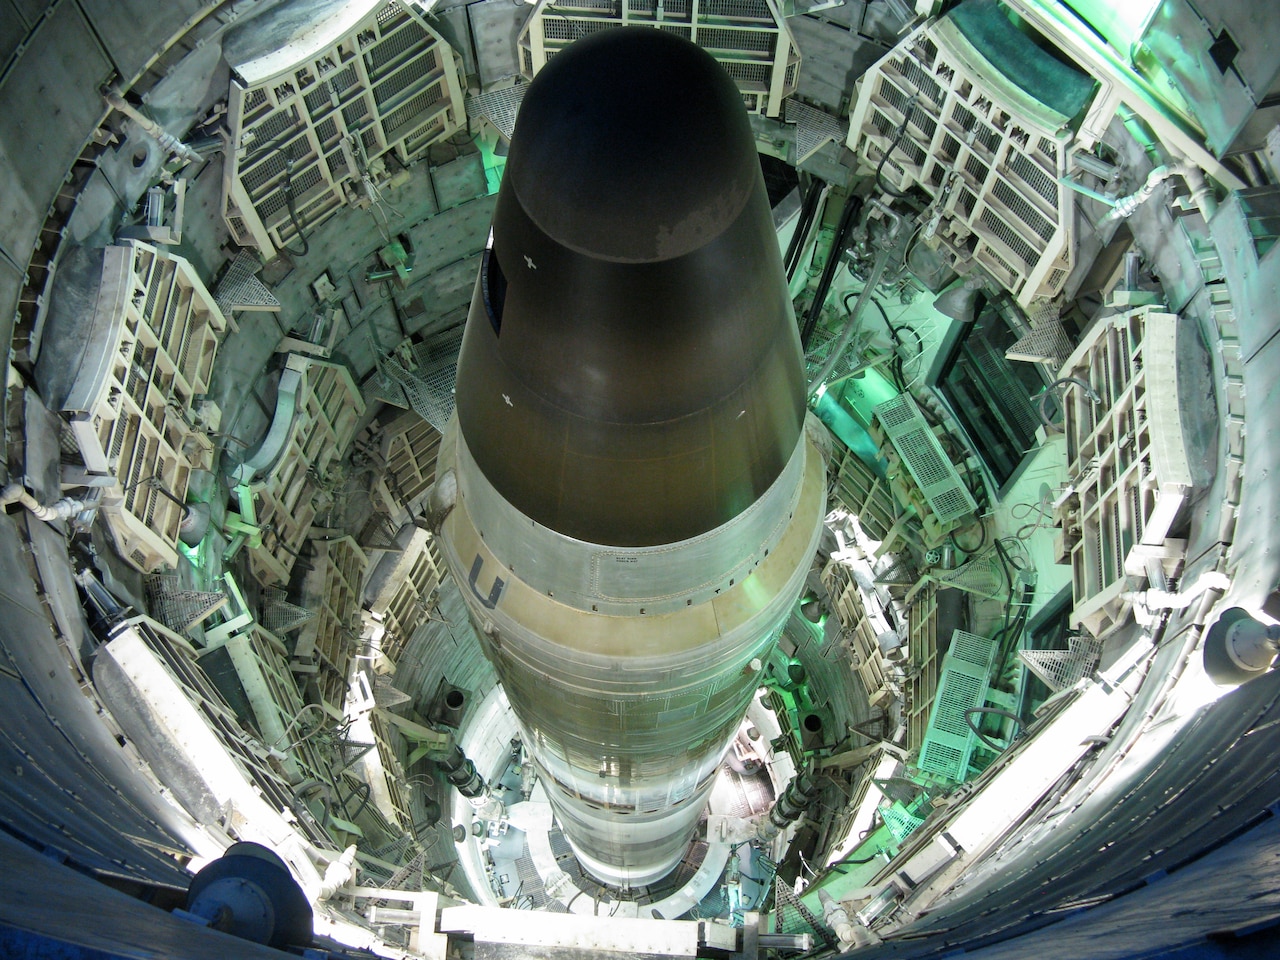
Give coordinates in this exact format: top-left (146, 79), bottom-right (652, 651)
top-left (517, 0), bottom-right (800, 118)
top-left (57, 242), bottom-right (226, 572)
top-left (221, 0), bottom-right (466, 257)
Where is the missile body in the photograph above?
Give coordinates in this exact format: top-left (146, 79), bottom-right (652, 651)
top-left (435, 27), bottom-right (826, 887)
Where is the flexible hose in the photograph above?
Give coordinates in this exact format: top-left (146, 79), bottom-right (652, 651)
top-left (280, 156), bottom-right (311, 258)
top-left (1034, 377), bottom-right (1102, 427)
top-left (875, 97), bottom-right (918, 199)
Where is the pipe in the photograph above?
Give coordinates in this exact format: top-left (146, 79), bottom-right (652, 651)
top-left (437, 745), bottom-right (490, 804)
top-left (1070, 151), bottom-right (1119, 182)
top-left (1034, 377), bottom-right (1102, 428)
top-left (1116, 107), bottom-right (1218, 223)
top-left (1098, 161), bottom-right (1217, 227)
top-left (316, 845), bottom-right (358, 900)
top-left (800, 195), bottom-right (864, 350)
top-left (1059, 177), bottom-right (1116, 207)
top-left (785, 180), bottom-right (826, 282)
top-left (1097, 164), bottom-right (1178, 224)
top-left (104, 90), bottom-right (203, 165)
top-left (758, 767), bottom-right (820, 840)
top-left (1, 483), bottom-right (87, 522)
top-left (819, 889), bottom-right (875, 949)
top-left (1122, 571), bottom-right (1232, 612)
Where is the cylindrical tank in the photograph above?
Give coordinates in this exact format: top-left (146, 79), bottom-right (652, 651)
top-left (436, 26), bottom-right (826, 887)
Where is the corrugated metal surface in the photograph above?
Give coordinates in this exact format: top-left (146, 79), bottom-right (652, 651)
top-left (0, 513), bottom-right (192, 885)
top-left (841, 665), bottom-right (1280, 958)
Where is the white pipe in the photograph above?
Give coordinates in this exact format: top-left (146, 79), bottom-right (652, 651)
top-left (104, 91), bottom-right (203, 165)
top-left (1, 483), bottom-right (86, 521)
top-left (317, 844), bottom-right (359, 900)
top-left (1123, 571), bottom-right (1231, 611)
top-left (1099, 161), bottom-right (1217, 227)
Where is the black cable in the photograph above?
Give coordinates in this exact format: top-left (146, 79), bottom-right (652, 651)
top-left (828, 852), bottom-right (882, 872)
top-left (993, 581), bottom-right (1033, 679)
top-left (280, 154), bottom-right (311, 258)
top-left (843, 290), bottom-right (890, 330)
top-left (785, 179), bottom-right (824, 281)
top-left (948, 517), bottom-right (987, 556)
top-left (240, 126), bottom-right (311, 259)
top-left (839, 292), bottom-right (920, 392)
top-left (992, 537), bottom-right (1018, 630)
top-left (336, 778), bottom-right (372, 823)
top-left (875, 97), bottom-right (918, 199)
top-left (963, 460), bottom-right (989, 512)
top-left (889, 323), bottom-right (923, 361)
top-left (964, 706), bottom-right (1024, 753)
top-left (800, 196), bottom-right (863, 350)
top-left (890, 322), bottom-right (924, 392)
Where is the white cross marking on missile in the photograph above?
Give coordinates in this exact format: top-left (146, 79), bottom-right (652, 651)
top-left (503, 394), bottom-right (513, 406)
top-left (525, 255), bottom-right (536, 270)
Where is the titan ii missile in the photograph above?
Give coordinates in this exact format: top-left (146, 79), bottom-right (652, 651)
top-left (433, 26), bottom-right (826, 887)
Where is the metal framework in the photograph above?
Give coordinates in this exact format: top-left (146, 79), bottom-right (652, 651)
top-left (367, 526), bottom-right (447, 665)
top-left (847, 19), bottom-right (1092, 306)
top-left (1055, 304), bottom-right (1196, 636)
top-left (517, 0), bottom-right (800, 118)
top-left (295, 535), bottom-right (370, 717)
top-left (59, 241), bottom-right (226, 572)
top-left (221, 0), bottom-right (466, 257)
top-left (822, 559), bottom-right (896, 710)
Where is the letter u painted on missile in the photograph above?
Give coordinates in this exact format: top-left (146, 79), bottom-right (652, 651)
top-left (442, 26), bottom-right (824, 888)
top-left (467, 555), bottom-right (505, 610)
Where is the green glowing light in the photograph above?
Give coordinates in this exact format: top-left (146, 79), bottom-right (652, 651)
top-left (478, 136), bottom-right (507, 196)
top-left (829, 368), bottom-right (899, 427)
top-left (813, 390), bottom-right (883, 471)
top-left (178, 538), bottom-right (205, 570)
top-left (1056, 0), bottom-right (1161, 51)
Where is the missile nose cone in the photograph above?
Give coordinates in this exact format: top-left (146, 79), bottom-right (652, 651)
top-left (456, 27), bottom-right (806, 546)
top-left (508, 27), bottom-right (758, 263)
top-left (441, 28), bottom-right (829, 887)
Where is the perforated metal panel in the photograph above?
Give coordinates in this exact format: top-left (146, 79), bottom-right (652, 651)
top-left (917, 629), bottom-right (997, 782)
top-left (1007, 300), bottom-right (1073, 365)
top-left (145, 575), bottom-right (228, 634)
top-left (465, 84), bottom-right (527, 140)
top-left (214, 248), bottom-right (280, 316)
top-left (1019, 635), bottom-right (1102, 692)
top-left (261, 588), bottom-right (317, 634)
top-left (874, 394), bottom-right (977, 524)
top-left (785, 98), bottom-right (846, 163)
